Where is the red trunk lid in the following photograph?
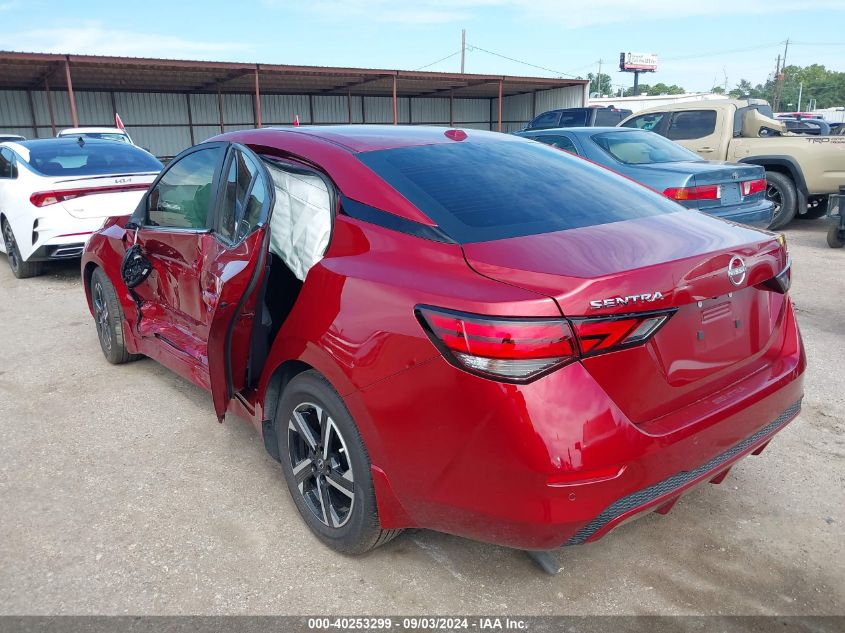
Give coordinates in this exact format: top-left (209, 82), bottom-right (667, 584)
top-left (462, 210), bottom-right (789, 424)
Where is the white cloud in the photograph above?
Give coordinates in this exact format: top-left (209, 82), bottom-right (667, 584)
top-left (261, 0), bottom-right (506, 24)
top-left (263, 0), bottom-right (844, 26)
top-left (0, 23), bottom-right (249, 59)
top-left (508, 0), bottom-right (844, 28)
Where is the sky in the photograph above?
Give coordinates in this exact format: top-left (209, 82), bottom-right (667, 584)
top-left (1, 0), bottom-right (845, 95)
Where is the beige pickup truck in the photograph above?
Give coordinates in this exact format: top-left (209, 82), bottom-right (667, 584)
top-left (619, 99), bottom-right (845, 230)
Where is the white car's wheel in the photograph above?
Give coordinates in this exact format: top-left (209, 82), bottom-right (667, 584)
top-left (1, 218), bottom-right (42, 279)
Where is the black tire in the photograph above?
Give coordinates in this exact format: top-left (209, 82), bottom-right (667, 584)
top-left (90, 267), bottom-right (139, 364)
top-left (2, 218), bottom-right (42, 279)
top-left (276, 370), bottom-right (402, 554)
top-left (797, 199), bottom-right (829, 220)
top-left (765, 171), bottom-right (798, 230)
top-left (828, 225), bottom-right (844, 249)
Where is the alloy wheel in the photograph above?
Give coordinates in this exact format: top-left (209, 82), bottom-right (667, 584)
top-left (2, 222), bottom-right (19, 272)
top-left (92, 281), bottom-right (113, 352)
top-left (766, 183), bottom-right (783, 215)
top-left (287, 402), bottom-right (355, 528)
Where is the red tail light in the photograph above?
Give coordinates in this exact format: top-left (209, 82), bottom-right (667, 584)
top-left (416, 307), bottom-right (578, 381)
top-left (742, 178), bottom-right (766, 196)
top-left (663, 185), bottom-right (720, 201)
top-left (416, 306), bottom-right (674, 382)
top-left (30, 183), bottom-right (150, 207)
top-left (570, 311), bottom-right (673, 356)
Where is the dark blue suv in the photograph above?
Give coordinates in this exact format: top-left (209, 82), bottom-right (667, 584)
top-left (521, 106), bottom-right (633, 131)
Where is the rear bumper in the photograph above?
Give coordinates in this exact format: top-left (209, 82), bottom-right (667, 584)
top-left (704, 199), bottom-right (774, 228)
top-left (564, 398), bottom-right (800, 545)
top-left (29, 240), bottom-right (90, 260)
top-left (27, 221), bottom-right (104, 261)
top-left (352, 298), bottom-right (806, 550)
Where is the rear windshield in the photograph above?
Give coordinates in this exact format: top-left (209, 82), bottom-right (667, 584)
top-left (592, 130), bottom-right (703, 164)
top-left (357, 139), bottom-right (681, 243)
top-left (25, 143), bottom-right (162, 177)
top-left (59, 132), bottom-right (131, 143)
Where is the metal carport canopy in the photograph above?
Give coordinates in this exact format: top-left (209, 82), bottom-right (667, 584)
top-left (0, 51), bottom-right (585, 98)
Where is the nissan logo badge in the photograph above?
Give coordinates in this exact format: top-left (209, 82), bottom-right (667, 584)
top-left (728, 256), bottom-right (747, 286)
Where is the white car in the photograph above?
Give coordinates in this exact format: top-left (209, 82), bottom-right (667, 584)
top-left (0, 138), bottom-right (162, 278)
top-left (57, 127), bottom-right (134, 145)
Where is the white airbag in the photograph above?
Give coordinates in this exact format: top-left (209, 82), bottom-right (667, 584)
top-left (266, 166), bottom-right (331, 281)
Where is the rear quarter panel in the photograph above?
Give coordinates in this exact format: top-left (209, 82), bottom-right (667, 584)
top-left (255, 215), bottom-right (561, 461)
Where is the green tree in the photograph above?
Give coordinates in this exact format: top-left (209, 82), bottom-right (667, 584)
top-left (623, 82), bottom-right (687, 97)
top-left (587, 72), bottom-right (613, 97)
top-left (728, 64), bottom-right (845, 109)
top-left (778, 64), bottom-right (845, 109)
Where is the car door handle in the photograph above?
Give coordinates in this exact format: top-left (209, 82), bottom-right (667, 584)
top-left (698, 147), bottom-right (716, 153)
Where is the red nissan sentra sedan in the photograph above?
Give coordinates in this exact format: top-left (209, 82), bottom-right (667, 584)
top-left (81, 126), bottom-right (804, 558)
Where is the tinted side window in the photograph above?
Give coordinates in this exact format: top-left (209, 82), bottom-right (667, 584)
top-left (530, 135), bottom-right (578, 154)
top-left (665, 110), bottom-right (717, 140)
top-left (621, 112), bottom-right (665, 131)
top-left (528, 111), bottom-right (560, 129)
top-left (557, 111), bottom-right (589, 127)
top-left (594, 109), bottom-right (624, 126)
top-left (0, 149), bottom-right (13, 179)
top-left (218, 149), bottom-right (268, 243)
top-left (147, 146), bottom-right (222, 229)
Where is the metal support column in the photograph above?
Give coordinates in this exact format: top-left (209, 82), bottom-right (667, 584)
top-left (64, 57), bottom-right (78, 128)
top-left (253, 65), bottom-right (262, 128)
top-left (110, 91), bottom-right (118, 122)
top-left (449, 90), bottom-right (454, 127)
top-left (44, 77), bottom-right (56, 136)
top-left (26, 89), bottom-right (38, 138)
top-left (497, 79), bottom-right (503, 132)
top-left (308, 94), bottom-right (314, 125)
top-left (185, 93), bottom-right (195, 145)
top-left (392, 73), bottom-right (398, 125)
top-left (217, 90), bottom-right (225, 133)
top-left (347, 90), bottom-right (352, 124)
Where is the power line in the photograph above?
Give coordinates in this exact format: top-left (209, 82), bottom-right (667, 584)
top-left (787, 41), bottom-right (845, 46)
top-left (415, 50), bottom-right (462, 71)
top-left (662, 41), bottom-right (784, 62)
top-left (466, 43), bottom-right (579, 77)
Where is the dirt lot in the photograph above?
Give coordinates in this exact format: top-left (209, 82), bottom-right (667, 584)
top-left (0, 220), bottom-right (842, 616)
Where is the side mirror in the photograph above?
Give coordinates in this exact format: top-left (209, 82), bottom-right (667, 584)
top-left (127, 188), bottom-right (153, 229)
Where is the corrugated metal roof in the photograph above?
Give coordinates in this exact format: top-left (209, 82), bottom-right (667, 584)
top-left (0, 51), bottom-right (586, 98)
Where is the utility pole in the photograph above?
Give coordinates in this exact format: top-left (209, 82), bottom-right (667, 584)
top-left (596, 59), bottom-right (602, 96)
top-left (460, 29), bottom-right (466, 73)
top-left (773, 39), bottom-right (790, 111)
top-left (797, 81), bottom-right (803, 112)
top-left (772, 53), bottom-right (782, 110)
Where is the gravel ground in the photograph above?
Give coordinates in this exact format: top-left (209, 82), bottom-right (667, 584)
top-left (0, 220), bottom-right (842, 616)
